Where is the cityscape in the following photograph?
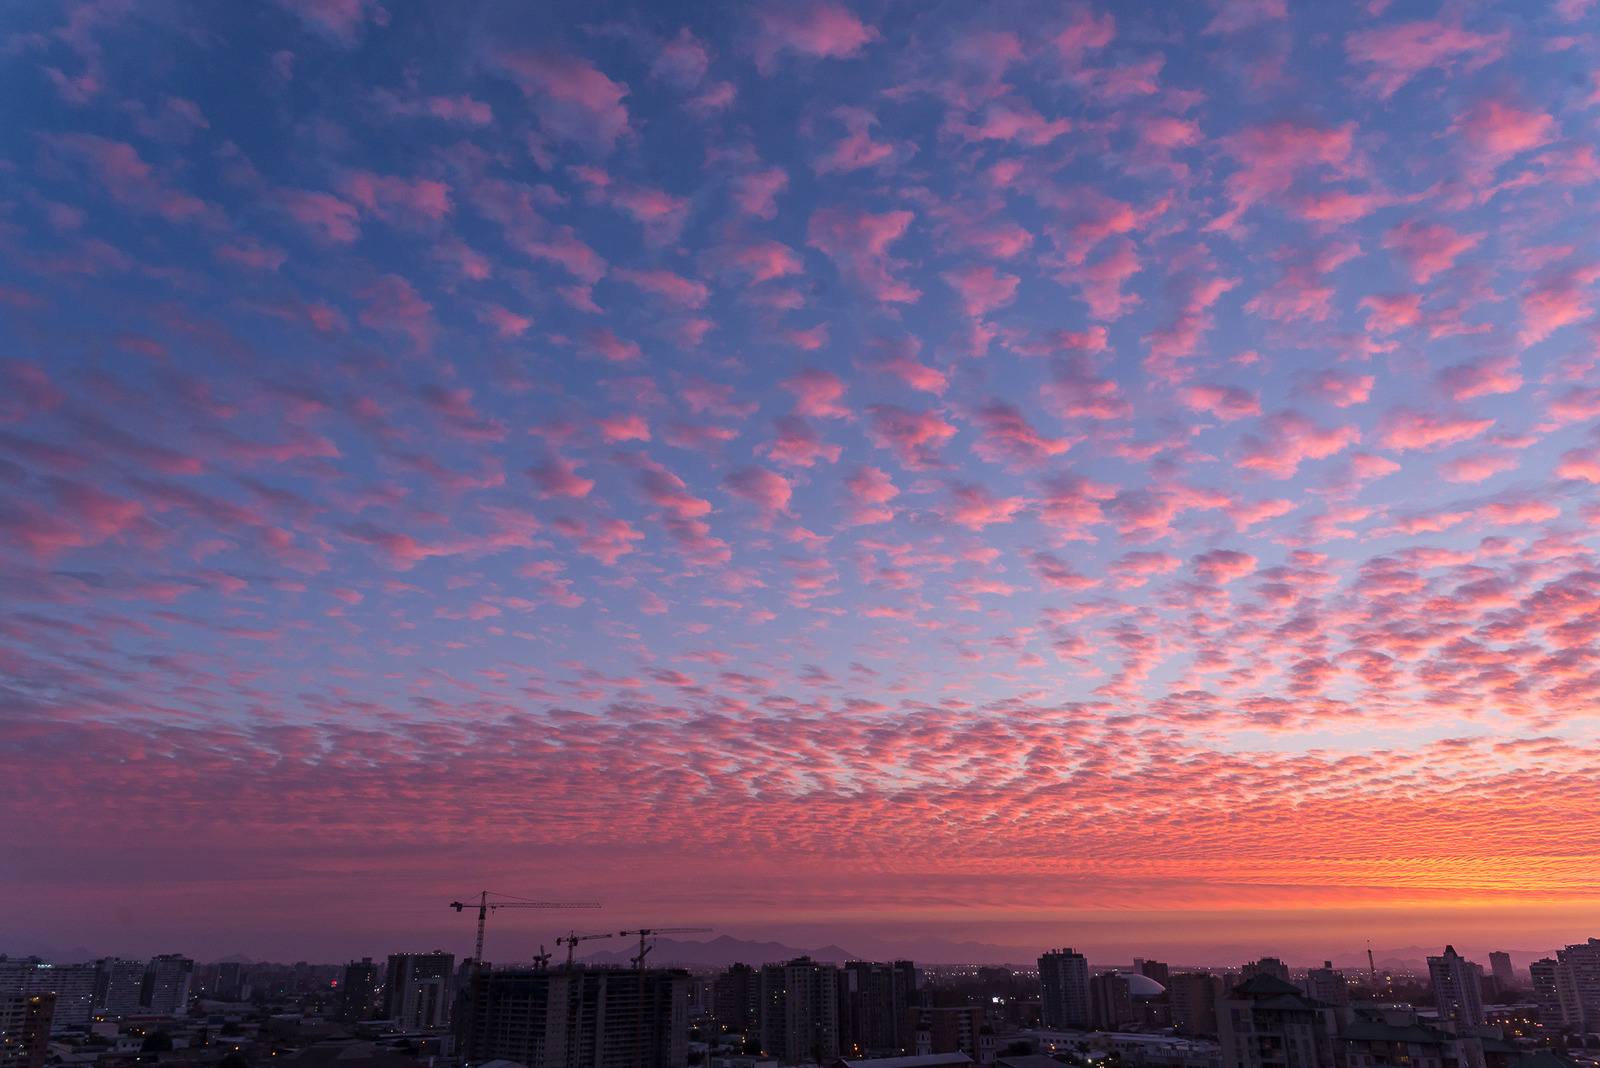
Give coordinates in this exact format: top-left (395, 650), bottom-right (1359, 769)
top-left (6, 933), bottom-right (1600, 1068)
top-left (5, 5), bottom-right (1600, 1068)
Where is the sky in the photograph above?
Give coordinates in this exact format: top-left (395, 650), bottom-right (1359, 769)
top-left (3, 0), bottom-right (1600, 967)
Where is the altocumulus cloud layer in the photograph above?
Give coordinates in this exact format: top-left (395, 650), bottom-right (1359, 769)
top-left (4, 0), bottom-right (1600, 952)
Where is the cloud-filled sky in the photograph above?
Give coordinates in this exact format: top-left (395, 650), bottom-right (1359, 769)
top-left (4, 0), bottom-right (1600, 963)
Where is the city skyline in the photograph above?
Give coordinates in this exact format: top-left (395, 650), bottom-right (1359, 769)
top-left (4, 0), bottom-right (1600, 960)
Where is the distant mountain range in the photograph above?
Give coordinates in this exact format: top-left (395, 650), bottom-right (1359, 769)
top-left (578, 936), bottom-right (1561, 971)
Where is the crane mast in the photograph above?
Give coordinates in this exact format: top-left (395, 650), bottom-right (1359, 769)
top-left (448, 892), bottom-right (601, 1068)
top-left (616, 928), bottom-right (713, 1068)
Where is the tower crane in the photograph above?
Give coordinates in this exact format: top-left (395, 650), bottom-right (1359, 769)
top-left (448, 892), bottom-right (600, 1068)
top-left (618, 927), bottom-right (713, 969)
top-left (617, 929), bottom-right (712, 1068)
top-left (449, 891), bottom-right (601, 968)
top-left (557, 931), bottom-right (615, 970)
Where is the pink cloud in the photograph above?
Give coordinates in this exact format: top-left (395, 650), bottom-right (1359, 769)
top-left (951, 100), bottom-right (1072, 146)
top-left (1544, 387), bottom-right (1600, 428)
top-left (1180, 383), bottom-right (1261, 422)
top-left (0, 362), bottom-right (66, 422)
top-left (1042, 350), bottom-right (1130, 420)
top-left (751, 2), bottom-right (879, 74)
top-left (1029, 551), bottom-right (1097, 590)
top-left (427, 95), bottom-right (492, 125)
top-left (274, 0), bottom-right (385, 46)
top-left (476, 305), bottom-right (530, 337)
top-left (723, 465), bottom-right (793, 523)
top-left (967, 399), bottom-right (1071, 469)
top-left (358, 274), bottom-right (433, 351)
top-left (943, 482), bottom-right (1025, 530)
top-left (1345, 18), bottom-right (1508, 99)
top-left (865, 405), bottom-right (956, 469)
top-left (1439, 453), bottom-right (1518, 483)
top-left (1235, 411), bottom-right (1360, 478)
top-left (550, 515), bottom-right (644, 566)
top-left (613, 268), bottom-right (710, 308)
top-left (715, 239), bottom-right (804, 284)
top-left (1518, 263), bottom-right (1600, 347)
top-left (1360, 292), bottom-right (1423, 334)
top-left (0, 479), bottom-right (145, 559)
top-left (1556, 449), bottom-right (1600, 482)
top-left (628, 456), bottom-right (729, 566)
top-left (1193, 549), bottom-right (1257, 583)
top-left (651, 28), bottom-right (711, 88)
top-left (766, 416), bottom-right (841, 468)
top-left (1383, 220), bottom-right (1483, 284)
top-left (942, 265), bottom-right (1020, 318)
top-left (1204, 0), bottom-right (1285, 35)
top-left (1435, 356), bottom-right (1522, 401)
top-left (842, 465), bottom-right (898, 524)
top-left (276, 189), bottom-right (360, 243)
top-left (881, 356), bottom-right (948, 395)
top-left (727, 166), bottom-right (789, 219)
top-left (1055, 7), bottom-right (1115, 61)
top-left (343, 172), bottom-right (451, 222)
top-left (1453, 99), bottom-right (1557, 167)
top-left (569, 165), bottom-right (691, 244)
top-left (783, 368), bottom-right (850, 418)
top-left (1376, 407), bottom-right (1494, 452)
top-left (527, 453), bottom-right (594, 498)
top-left (595, 413), bottom-right (650, 443)
top-left (1225, 496), bottom-right (1295, 529)
top-left (814, 107), bottom-right (903, 175)
top-left (1299, 370), bottom-right (1374, 408)
top-left (1037, 474), bottom-right (1117, 539)
top-left (1143, 273), bottom-right (1239, 383)
top-left (807, 207), bottom-right (919, 304)
top-left (1207, 121), bottom-right (1362, 232)
top-left (488, 50), bottom-right (632, 153)
top-left (1073, 238), bottom-right (1142, 321)
top-left (49, 133), bottom-right (220, 226)
top-left (582, 327), bottom-right (643, 363)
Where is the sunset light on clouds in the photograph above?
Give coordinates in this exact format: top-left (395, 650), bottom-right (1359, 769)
top-left (4, 0), bottom-right (1600, 963)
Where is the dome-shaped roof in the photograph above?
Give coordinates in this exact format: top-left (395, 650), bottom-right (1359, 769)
top-left (1124, 973), bottom-right (1166, 997)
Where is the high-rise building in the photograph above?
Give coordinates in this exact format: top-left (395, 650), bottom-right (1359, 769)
top-left (214, 962), bottom-right (244, 1001)
top-left (1304, 963), bottom-right (1348, 1007)
top-left (1090, 973), bottom-right (1134, 1031)
top-left (1556, 939), bottom-right (1600, 1030)
top-left (1336, 1004), bottom-right (1483, 1068)
top-left (1217, 974), bottom-right (1347, 1068)
top-left (759, 958), bottom-right (838, 1065)
top-left (1241, 959), bottom-right (1292, 984)
top-left (1488, 953), bottom-right (1514, 995)
top-left (0, 960), bottom-right (97, 1028)
top-left (92, 959), bottom-right (146, 1017)
top-left (906, 1005), bottom-right (990, 1061)
top-left (713, 964), bottom-right (759, 1035)
top-left (1134, 960), bottom-right (1171, 988)
top-left (339, 959), bottom-right (381, 1023)
top-left (1038, 949), bottom-right (1091, 1030)
top-left (1428, 946), bottom-right (1485, 1029)
top-left (838, 961), bottom-right (915, 1055)
top-left (1168, 973), bottom-right (1221, 1035)
top-left (0, 995), bottom-right (55, 1068)
top-left (141, 956), bottom-right (194, 1017)
top-left (385, 952), bottom-right (455, 1029)
top-left (1530, 958), bottom-right (1582, 1030)
top-left (460, 968), bottom-right (688, 1068)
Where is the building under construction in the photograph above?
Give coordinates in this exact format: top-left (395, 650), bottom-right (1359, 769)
top-left (457, 967), bottom-right (689, 1068)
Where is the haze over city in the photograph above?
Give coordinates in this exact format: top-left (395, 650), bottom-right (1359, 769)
top-left (4, 0), bottom-right (1600, 975)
